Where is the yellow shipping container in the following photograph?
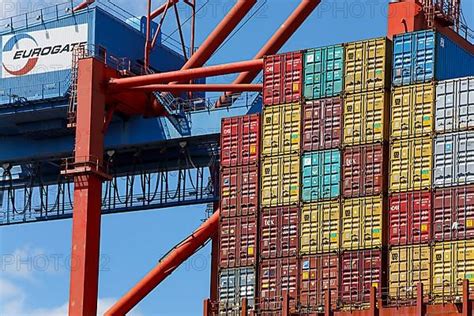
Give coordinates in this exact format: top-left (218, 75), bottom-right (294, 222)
top-left (433, 240), bottom-right (474, 301)
top-left (343, 91), bottom-right (389, 146)
top-left (261, 154), bottom-right (300, 208)
top-left (391, 84), bottom-right (435, 139)
top-left (341, 196), bottom-right (383, 250)
top-left (300, 201), bottom-right (340, 255)
top-left (390, 137), bottom-right (432, 192)
top-left (389, 245), bottom-right (431, 300)
top-left (345, 37), bottom-right (391, 94)
top-left (262, 103), bottom-right (301, 157)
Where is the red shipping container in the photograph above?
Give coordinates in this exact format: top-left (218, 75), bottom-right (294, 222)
top-left (260, 207), bottom-right (299, 259)
top-left (434, 185), bottom-right (474, 241)
top-left (264, 51), bottom-right (303, 106)
top-left (389, 191), bottom-right (432, 245)
top-left (219, 216), bottom-right (257, 268)
top-left (340, 250), bottom-right (383, 305)
top-left (259, 257), bottom-right (299, 312)
top-left (220, 165), bottom-right (259, 218)
top-left (343, 144), bottom-right (385, 198)
top-left (300, 254), bottom-right (339, 311)
top-left (220, 114), bottom-right (260, 168)
top-left (302, 98), bottom-right (343, 152)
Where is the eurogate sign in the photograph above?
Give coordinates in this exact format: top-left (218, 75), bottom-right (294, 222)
top-left (1, 24), bottom-right (88, 78)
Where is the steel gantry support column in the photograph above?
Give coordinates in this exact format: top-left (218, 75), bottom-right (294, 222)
top-left (216, 0), bottom-right (321, 107)
top-left (68, 58), bottom-right (108, 316)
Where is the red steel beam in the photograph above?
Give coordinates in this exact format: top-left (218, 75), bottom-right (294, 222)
top-left (68, 58), bottom-right (108, 316)
top-left (150, 0), bottom-right (179, 19)
top-left (73, 0), bottom-right (94, 12)
top-left (104, 210), bottom-right (220, 316)
top-left (108, 59), bottom-right (263, 90)
top-left (216, 0), bottom-right (321, 107)
top-left (128, 83), bottom-right (262, 92)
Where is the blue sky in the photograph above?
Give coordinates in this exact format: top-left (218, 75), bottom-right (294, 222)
top-left (0, 0), bottom-right (473, 315)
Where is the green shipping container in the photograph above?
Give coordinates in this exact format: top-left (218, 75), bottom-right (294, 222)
top-left (304, 45), bottom-right (345, 100)
top-left (302, 150), bottom-right (341, 202)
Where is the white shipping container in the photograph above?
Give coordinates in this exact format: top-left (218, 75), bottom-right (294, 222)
top-left (433, 131), bottom-right (474, 188)
top-left (435, 76), bottom-right (474, 133)
top-left (219, 268), bottom-right (255, 315)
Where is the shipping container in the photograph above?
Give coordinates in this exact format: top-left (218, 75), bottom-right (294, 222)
top-left (392, 30), bottom-right (474, 87)
top-left (432, 240), bottom-right (474, 301)
top-left (433, 131), bottom-right (474, 188)
top-left (345, 37), bottom-right (391, 94)
top-left (389, 191), bottom-right (432, 246)
top-left (389, 245), bottom-right (431, 301)
top-left (300, 201), bottom-right (340, 254)
top-left (343, 91), bottom-right (389, 146)
top-left (390, 137), bottom-right (432, 192)
top-left (219, 267), bottom-right (255, 315)
top-left (264, 52), bottom-right (303, 106)
top-left (261, 154), bottom-right (300, 208)
top-left (219, 216), bottom-right (257, 268)
top-left (260, 207), bottom-right (299, 259)
top-left (302, 150), bottom-right (341, 202)
top-left (221, 114), bottom-right (260, 168)
top-left (342, 144), bottom-right (386, 198)
top-left (304, 45), bottom-right (344, 100)
top-left (262, 103), bottom-right (301, 157)
top-left (300, 254), bottom-right (339, 311)
top-left (391, 83), bottom-right (435, 139)
top-left (433, 185), bottom-right (474, 241)
top-left (220, 165), bottom-right (259, 218)
top-left (340, 249), bottom-right (383, 305)
top-left (341, 196), bottom-right (384, 250)
top-left (259, 257), bottom-right (299, 312)
top-left (435, 76), bottom-right (474, 133)
top-left (302, 98), bottom-right (343, 152)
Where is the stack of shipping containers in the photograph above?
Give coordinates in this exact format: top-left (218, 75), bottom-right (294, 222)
top-left (217, 29), bottom-right (473, 315)
top-left (389, 30), bottom-right (474, 304)
top-left (219, 114), bottom-right (260, 314)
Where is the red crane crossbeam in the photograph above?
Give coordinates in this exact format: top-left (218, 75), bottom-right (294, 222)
top-left (127, 83), bottom-right (263, 92)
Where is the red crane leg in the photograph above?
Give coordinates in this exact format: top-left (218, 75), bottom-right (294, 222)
top-left (104, 210), bottom-right (220, 316)
top-left (216, 0), bottom-right (321, 107)
top-left (108, 59), bottom-right (263, 90)
top-left (68, 58), bottom-right (108, 316)
top-left (150, 0), bottom-right (180, 19)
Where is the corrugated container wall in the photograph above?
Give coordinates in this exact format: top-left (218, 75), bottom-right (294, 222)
top-left (340, 250), bottom-right (384, 305)
top-left (259, 257), bottom-right (299, 313)
top-left (219, 216), bottom-right (257, 268)
top-left (344, 37), bottom-right (392, 94)
top-left (301, 150), bottom-right (341, 202)
top-left (220, 165), bottom-right (259, 218)
top-left (300, 254), bottom-right (339, 311)
top-left (389, 191), bottom-right (432, 246)
top-left (392, 30), bottom-right (474, 87)
top-left (343, 91), bottom-right (389, 145)
top-left (302, 98), bottom-right (343, 152)
top-left (264, 52), bottom-right (303, 106)
top-left (391, 83), bottom-right (435, 139)
top-left (433, 186), bottom-right (474, 242)
top-left (304, 45), bottom-right (344, 100)
top-left (261, 154), bottom-right (300, 208)
top-left (300, 201), bottom-right (340, 254)
top-left (342, 144), bottom-right (386, 198)
top-left (262, 103), bottom-right (301, 157)
top-left (389, 245), bottom-right (431, 300)
top-left (220, 114), bottom-right (260, 168)
top-left (435, 76), bottom-right (474, 133)
top-left (432, 240), bottom-right (474, 301)
top-left (260, 207), bottom-right (299, 259)
top-left (433, 131), bottom-right (474, 188)
top-left (219, 268), bottom-right (255, 315)
top-left (390, 137), bottom-right (432, 192)
top-left (341, 196), bottom-right (384, 250)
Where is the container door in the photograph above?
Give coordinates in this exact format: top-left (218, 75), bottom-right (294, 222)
top-left (345, 42), bottom-right (365, 94)
top-left (363, 197), bottom-right (383, 249)
top-left (434, 134), bottom-right (455, 187)
top-left (320, 202), bottom-right (340, 252)
top-left (304, 49), bottom-right (323, 100)
top-left (390, 140), bottom-right (410, 192)
top-left (261, 158), bottom-right (279, 207)
top-left (342, 199), bottom-right (361, 250)
top-left (411, 137), bottom-right (432, 190)
top-left (392, 33), bottom-right (413, 86)
top-left (344, 94), bottom-right (363, 145)
top-left (364, 144), bottom-right (384, 196)
top-left (262, 106), bottom-right (281, 157)
top-left (457, 132), bottom-right (474, 185)
top-left (281, 103), bottom-right (301, 155)
top-left (458, 77), bottom-right (474, 130)
top-left (343, 146), bottom-right (363, 198)
top-left (302, 101), bottom-right (321, 152)
top-left (302, 152), bottom-right (321, 202)
top-left (392, 87), bottom-right (412, 139)
top-left (321, 150), bottom-right (340, 199)
top-left (436, 79), bottom-right (456, 133)
top-left (326, 45), bottom-right (344, 97)
top-left (413, 31), bottom-right (435, 84)
top-left (365, 91), bottom-right (386, 143)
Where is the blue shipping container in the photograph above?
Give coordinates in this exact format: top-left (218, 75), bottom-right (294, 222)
top-left (392, 30), bottom-right (474, 87)
top-left (302, 149), bottom-right (341, 202)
